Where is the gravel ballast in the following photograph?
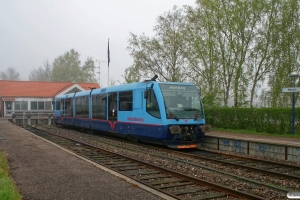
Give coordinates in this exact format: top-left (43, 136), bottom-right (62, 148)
top-left (0, 118), bottom-right (164, 200)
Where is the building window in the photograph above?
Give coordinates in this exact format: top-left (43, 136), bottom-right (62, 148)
top-left (21, 102), bottom-right (28, 110)
top-left (15, 101), bottom-right (28, 110)
top-left (15, 101), bottom-right (20, 110)
top-left (38, 102), bottom-right (44, 110)
top-left (31, 102), bottom-right (37, 110)
top-left (45, 102), bottom-right (51, 110)
top-left (30, 101), bottom-right (52, 110)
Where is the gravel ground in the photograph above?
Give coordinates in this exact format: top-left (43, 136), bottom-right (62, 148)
top-left (0, 118), bottom-right (164, 200)
top-left (41, 125), bottom-right (296, 199)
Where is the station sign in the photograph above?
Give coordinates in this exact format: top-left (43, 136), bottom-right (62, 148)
top-left (282, 87), bottom-right (300, 92)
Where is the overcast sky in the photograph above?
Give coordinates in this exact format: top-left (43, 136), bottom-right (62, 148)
top-left (0, 0), bottom-right (196, 87)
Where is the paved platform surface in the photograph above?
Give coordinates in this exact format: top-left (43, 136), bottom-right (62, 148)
top-left (0, 118), bottom-right (166, 200)
top-left (206, 130), bottom-right (300, 147)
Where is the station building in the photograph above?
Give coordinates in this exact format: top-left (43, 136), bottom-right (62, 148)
top-left (0, 80), bottom-right (100, 117)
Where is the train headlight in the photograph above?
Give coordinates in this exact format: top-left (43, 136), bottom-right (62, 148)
top-left (200, 125), bottom-right (212, 132)
top-left (169, 125), bottom-right (181, 134)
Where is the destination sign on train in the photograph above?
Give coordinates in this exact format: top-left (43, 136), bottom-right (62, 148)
top-left (282, 87), bottom-right (300, 92)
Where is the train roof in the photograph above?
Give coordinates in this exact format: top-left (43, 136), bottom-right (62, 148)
top-left (55, 81), bottom-right (196, 99)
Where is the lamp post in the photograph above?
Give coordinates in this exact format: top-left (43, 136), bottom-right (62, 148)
top-left (289, 72), bottom-right (299, 134)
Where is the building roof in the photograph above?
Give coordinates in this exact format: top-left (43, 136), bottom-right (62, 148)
top-left (0, 80), bottom-right (100, 98)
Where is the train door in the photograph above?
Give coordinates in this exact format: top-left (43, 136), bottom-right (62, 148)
top-left (108, 92), bottom-right (117, 121)
top-left (61, 98), bottom-right (72, 117)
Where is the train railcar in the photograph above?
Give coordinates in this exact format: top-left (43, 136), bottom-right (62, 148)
top-left (53, 76), bottom-right (211, 148)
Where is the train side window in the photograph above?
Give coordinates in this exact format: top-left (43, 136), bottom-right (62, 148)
top-left (75, 97), bottom-right (88, 118)
top-left (146, 89), bottom-right (161, 118)
top-left (108, 92), bottom-right (117, 120)
top-left (92, 94), bottom-right (107, 120)
top-left (119, 91), bottom-right (132, 111)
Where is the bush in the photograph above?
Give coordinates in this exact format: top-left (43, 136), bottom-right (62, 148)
top-left (204, 107), bottom-right (300, 135)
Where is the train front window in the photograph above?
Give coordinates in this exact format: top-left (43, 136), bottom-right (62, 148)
top-left (159, 84), bottom-right (204, 119)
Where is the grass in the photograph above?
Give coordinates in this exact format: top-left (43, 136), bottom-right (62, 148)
top-left (212, 127), bottom-right (300, 138)
top-left (0, 151), bottom-right (21, 200)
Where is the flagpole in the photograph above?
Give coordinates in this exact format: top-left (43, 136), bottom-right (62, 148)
top-left (107, 38), bottom-right (110, 87)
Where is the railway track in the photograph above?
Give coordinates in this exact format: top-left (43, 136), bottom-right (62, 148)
top-left (181, 149), bottom-right (300, 181)
top-left (27, 126), bottom-right (264, 200)
top-left (93, 128), bottom-right (300, 183)
top-left (27, 127), bottom-right (300, 199)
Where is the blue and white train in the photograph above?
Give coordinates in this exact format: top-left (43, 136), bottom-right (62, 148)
top-left (53, 76), bottom-right (211, 149)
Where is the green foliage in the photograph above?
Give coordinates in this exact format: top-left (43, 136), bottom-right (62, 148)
top-left (205, 107), bottom-right (300, 135)
top-left (81, 57), bottom-right (97, 83)
top-left (0, 151), bottom-right (21, 200)
top-left (262, 0), bottom-right (300, 107)
top-left (122, 65), bottom-right (141, 83)
top-left (126, 6), bottom-right (192, 82)
top-left (126, 0), bottom-right (300, 108)
top-left (52, 49), bottom-right (96, 83)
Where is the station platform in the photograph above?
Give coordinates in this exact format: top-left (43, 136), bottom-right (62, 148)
top-left (206, 130), bottom-right (300, 147)
top-left (204, 130), bottom-right (300, 163)
top-left (0, 118), bottom-right (166, 200)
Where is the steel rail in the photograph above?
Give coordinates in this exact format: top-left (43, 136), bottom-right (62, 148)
top-left (29, 126), bottom-right (264, 200)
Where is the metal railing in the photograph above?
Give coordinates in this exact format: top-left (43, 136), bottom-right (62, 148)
top-left (11, 110), bottom-right (53, 126)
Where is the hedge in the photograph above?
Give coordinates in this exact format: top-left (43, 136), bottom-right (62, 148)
top-left (204, 107), bottom-right (300, 135)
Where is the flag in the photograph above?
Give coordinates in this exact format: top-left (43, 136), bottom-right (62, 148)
top-left (107, 39), bottom-right (110, 67)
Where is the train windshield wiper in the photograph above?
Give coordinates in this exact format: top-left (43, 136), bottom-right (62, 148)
top-left (167, 107), bottom-right (179, 121)
top-left (171, 113), bottom-right (179, 121)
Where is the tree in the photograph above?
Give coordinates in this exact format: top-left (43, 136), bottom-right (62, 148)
top-left (185, 4), bottom-right (224, 107)
top-left (122, 65), bottom-right (142, 83)
top-left (125, 0), bottom-right (299, 108)
top-left (127, 6), bottom-right (192, 82)
top-left (29, 60), bottom-right (52, 81)
top-left (265, 0), bottom-right (300, 107)
top-left (52, 49), bottom-right (82, 82)
top-left (0, 67), bottom-right (21, 80)
top-left (191, 0), bottom-right (266, 107)
top-left (186, 0), bottom-right (300, 107)
top-left (51, 49), bottom-right (97, 83)
top-left (80, 57), bottom-right (97, 83)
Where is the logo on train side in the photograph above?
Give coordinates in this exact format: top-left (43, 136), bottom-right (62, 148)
top-left (184, 119), bottom-right (189, 123)
top-left (108, 121), bottom-right (117, 130)
top-left (127, 117), bottom-right (144, 122)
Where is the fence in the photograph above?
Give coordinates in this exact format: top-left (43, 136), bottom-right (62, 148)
top-left (11, 110), bottom-right (53, 126)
